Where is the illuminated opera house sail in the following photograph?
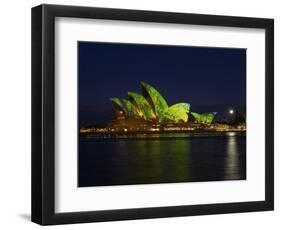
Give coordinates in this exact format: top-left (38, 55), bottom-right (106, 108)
top-left (108, 82), bottom-right (217, 131)
top-left (190, 112), bottom-right (217, 124)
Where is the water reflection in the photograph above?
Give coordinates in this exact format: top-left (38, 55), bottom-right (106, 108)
top-left (224, 133), bottom-right (246, 180)
top-left (224, 135), bottom-right (239, 180)
top-left (115, 139), bottom-right (191, 184)
top-left (78, 133), bottom-right (246, 187)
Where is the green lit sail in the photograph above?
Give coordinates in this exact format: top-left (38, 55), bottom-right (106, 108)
top-left (110, 98), bottom-right (139, 117)
top-left (121, 99), bottom-right (139, 117)
top-left (191, 112), bottom-right (217, 123)
top-left (110, 98), bottom-right (125, 113)
top-left (161, 103), bottom-right (190, 122)
top-left (128, 92), bottom-right (156, 120)
top-left (140, 82), bottom-right (168, 120)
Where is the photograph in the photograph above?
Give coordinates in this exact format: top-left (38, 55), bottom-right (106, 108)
top-left (78, 41), bottom-right (247, 187)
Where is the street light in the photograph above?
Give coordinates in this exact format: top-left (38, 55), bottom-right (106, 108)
top-left (229, 109), bottom-right (234, 114)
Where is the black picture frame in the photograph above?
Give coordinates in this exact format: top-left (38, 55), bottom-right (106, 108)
top-left (31, 4), bottom-right (274, 225)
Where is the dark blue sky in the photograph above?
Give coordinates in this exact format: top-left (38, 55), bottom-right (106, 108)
top-left (79, 42), bottom-right (246, 126)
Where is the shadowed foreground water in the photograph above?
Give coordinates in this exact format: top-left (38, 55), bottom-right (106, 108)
top-left (78, 132), bottom-right (246, 187)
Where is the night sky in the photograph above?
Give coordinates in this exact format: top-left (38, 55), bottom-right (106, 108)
top-left (78, 42), bottom-right (246, 126)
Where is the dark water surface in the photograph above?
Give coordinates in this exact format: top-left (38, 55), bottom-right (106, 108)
top-left (78, 132), bottom-right (246, 187)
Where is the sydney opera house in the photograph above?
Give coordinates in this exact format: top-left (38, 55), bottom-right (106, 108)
top-left (106, 82), bottom-right (217, 133)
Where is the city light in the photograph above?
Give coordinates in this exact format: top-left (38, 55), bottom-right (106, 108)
top-left (229, 109), bottom-right (234, 114)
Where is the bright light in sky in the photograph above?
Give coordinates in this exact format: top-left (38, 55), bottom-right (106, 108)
top-left (229, 109), bottom-right (234, 114)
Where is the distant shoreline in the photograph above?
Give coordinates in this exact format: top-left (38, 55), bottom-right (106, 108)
top-left (80, 129), bottom-right (246, 138)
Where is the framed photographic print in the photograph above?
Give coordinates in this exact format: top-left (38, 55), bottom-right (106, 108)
top-left (31, 4), bottom-right (274, 225)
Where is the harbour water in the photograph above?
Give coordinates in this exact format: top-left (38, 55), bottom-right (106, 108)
top-left (78, 132), bottom-right (246, 187)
